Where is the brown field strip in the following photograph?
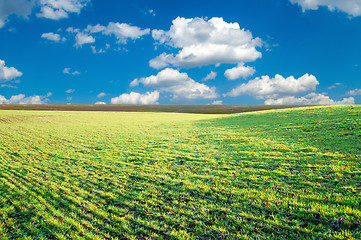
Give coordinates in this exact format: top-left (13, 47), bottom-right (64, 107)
top-left (0, 104), bottom-right (309, 114)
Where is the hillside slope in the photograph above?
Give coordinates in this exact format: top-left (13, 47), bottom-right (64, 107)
top-left (0, 106), bottom-right (360, 239)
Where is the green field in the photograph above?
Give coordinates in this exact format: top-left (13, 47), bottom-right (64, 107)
top-left (0, 106), bottom-right (360, 239)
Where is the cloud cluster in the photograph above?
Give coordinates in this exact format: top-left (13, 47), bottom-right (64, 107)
top-left (66, 22), bottom-right (150, 49)
top-left (0, 0), bottom-right (91, 28)
top-left (37, 0), bottom-right (90, 20)
top-left (131, 68), bottom-right (218, 101)
top-left (347, 88), bottom-right (361, 96)
top-left (224, 63), bottom-right (255, 80)
top-left (225, 74), bottom-right (319, 99)
top-left (111, 91), bottom-right (159, 104)
top-left (150, 17), bottom-right (262, 69)
top-left (265, 93), bottom-right (355, 105)
top-left (290, 0), bottom-right (361, 17)
top-left (225, 73), bottom-right (354, 105)
top-left (0, 59), bottom-right (22, 83)
top-left (0, 93), bottom-right (50, 104)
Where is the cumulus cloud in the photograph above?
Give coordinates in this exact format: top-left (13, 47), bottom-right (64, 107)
top-left (347, 88), bottom-right (361, 96)
top-left (41, 32), bottom-right (66, 42)
top-left (131, 68), bottom-right (218, 101)
top-left (0, 93), bottom-right (49, 104)
top-left (0, 59), bottom-right (23, 83)
top-left (150, 17), bottom-right (262, 69)
top-left (265, 93), bottom-right (355, 105)
top-left (224, 63), bottom-right (255, 80)
top-left (74, 32), bottom-right (95, 47)
top-left (290, 0), bottom-right (361, 17)
top-left (225, 74), bottom-right (319, 99)
top-left (0, 0), bottom-right (35, 28)
top-left (95, 101), bottom-right (106, 104)
top-left (111, 91), bottom-right (159, 104)
top-left (37, 0), bottom-right (90, 20)
top-left (202, 71), bottom-right (217, 81)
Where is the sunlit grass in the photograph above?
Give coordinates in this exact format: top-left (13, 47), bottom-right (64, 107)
top-left (0, 106), bottom-right (360, 239)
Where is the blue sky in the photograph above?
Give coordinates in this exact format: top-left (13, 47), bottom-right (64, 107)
top-left (0, 0), bottom-right (360, 105)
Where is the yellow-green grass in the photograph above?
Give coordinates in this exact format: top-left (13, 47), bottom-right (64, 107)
top-left (0, 106), bottom-right (360, 239)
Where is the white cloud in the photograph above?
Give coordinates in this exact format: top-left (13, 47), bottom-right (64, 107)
top-left (41, 32), bottom-right (66, 42)
top-left (141, 9), bottom-right (156, 16)
top-left (148, 9), bottom-right (156, 16)
top-left (150, 17), bottom-right (262, 69)
top-left (37, 6), bottom-right (68, 20)
top-left (0, 59), bottom-right (23, 83)
top-left (74, 32), bottom-right (95, 47)
top-left (85, 24), bottom-right (105, 33)
top-left (102, 22), bottom-right (150, 44)
top-left (225, 74), bottom-right (319, 99)
top-left (0, 0), bottom-right (35, 28)
top-left (63, 68), bottom-right (80, 75)
top-left (131, 68), bottom-right (218, 101)
top-left (37, 0), bottom-right (90, 20)
top-left (66, 26), bottom-right (79, 33)
top-left (91, 46), bottom-right (105, 54)
top-left (290, 0), bottom-right (361, 17)
top-left (1, 84), bottom-right (18, 88)
top-left (0, 0), bottom-right (90, 27)
top-left (328, 82), bottom-right (342, 90)
top-left (111, 91), bottom-right (159, 104)
top-left (224, 63), bottom-right (255, 80)
top-left (65, 88), bottom-right (75, 93)
top-left (0, 94), bottom-right (48, 104)
top-left (95, 101), bottom-right (106, 104)
top-left (67, 22), bottom-right (150, 51)
top-left (97, 92), bottom-right (106, 98)
top-left (202, 71), bottom-right (217, 81)
top-left (212, 100), bottom-right (223, 105)
top-left (265, 93), bottom-right (355, 105)
top-left (347, 88), bottom-right (361, 96)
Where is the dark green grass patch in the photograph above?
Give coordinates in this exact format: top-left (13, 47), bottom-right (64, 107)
top-left (0, 106), bottom-right (360, 239)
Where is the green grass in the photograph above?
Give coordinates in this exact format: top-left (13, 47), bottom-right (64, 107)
top-left (0, 106), bottom-right (360, 239)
